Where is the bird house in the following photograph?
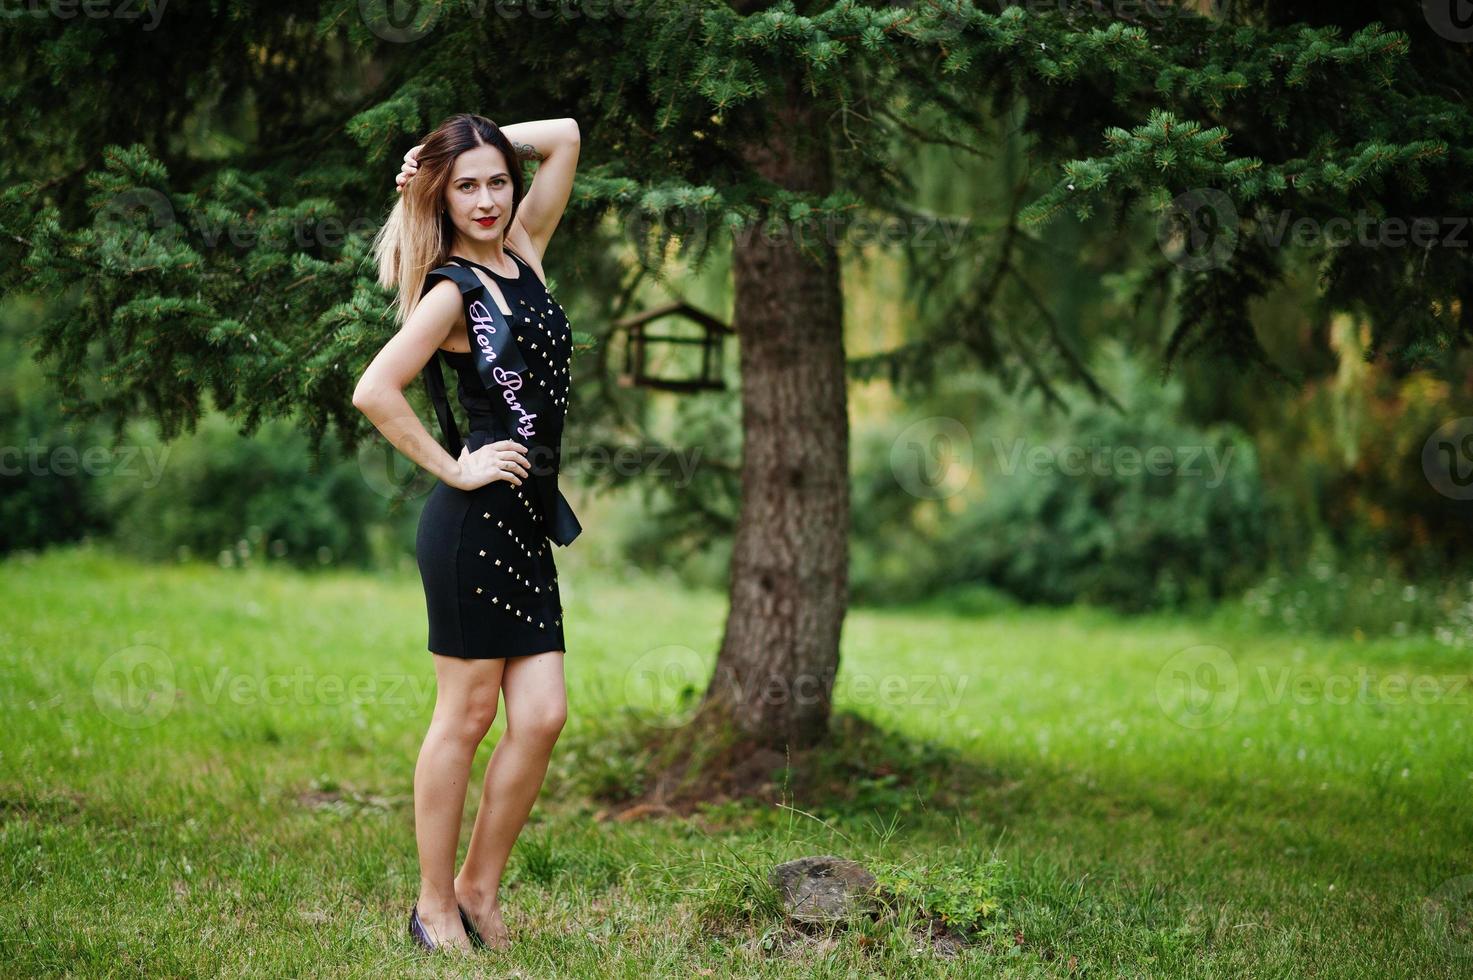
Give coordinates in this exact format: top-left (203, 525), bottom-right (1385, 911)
top-left (616, 301), bottom-right (732, 392)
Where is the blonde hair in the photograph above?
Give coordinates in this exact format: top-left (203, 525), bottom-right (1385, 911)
top-left (372, 113), bottom-right (526, 325)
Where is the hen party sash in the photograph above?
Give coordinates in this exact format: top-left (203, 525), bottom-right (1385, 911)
top-left (419, 260), bottom-right (582, 547)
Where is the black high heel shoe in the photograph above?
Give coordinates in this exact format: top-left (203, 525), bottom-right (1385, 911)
top-left (459, 904), bottom-right (487, 949)
top-left (408, 904), bottom-right (439, 951)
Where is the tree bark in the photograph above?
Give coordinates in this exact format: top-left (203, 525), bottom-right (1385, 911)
top-left (697, 74), bottom-right (851, 749)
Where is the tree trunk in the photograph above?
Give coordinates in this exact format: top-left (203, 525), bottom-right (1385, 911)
top-left (697, 76), bottom-right (851, 750)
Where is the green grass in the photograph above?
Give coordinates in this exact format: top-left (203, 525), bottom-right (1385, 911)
top-left (2, 545), bottom-right (1471, 977)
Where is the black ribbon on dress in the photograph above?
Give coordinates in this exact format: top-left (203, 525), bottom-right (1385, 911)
top-left (418, 260), bottom-right (583, 547)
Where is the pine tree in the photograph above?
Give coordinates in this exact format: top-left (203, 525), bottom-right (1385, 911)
top-left (4, 1), bottom-right (1470, 748)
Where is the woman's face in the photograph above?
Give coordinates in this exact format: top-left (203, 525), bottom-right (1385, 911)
top-left (443, 143), bottom-right (515, 244)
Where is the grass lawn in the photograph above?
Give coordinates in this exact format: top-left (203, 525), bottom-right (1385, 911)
top-left (2, 545), bottom-right (1470, 977)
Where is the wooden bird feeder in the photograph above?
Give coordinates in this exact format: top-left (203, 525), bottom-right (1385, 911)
top-left (616, 301), bottom-right (733, 392)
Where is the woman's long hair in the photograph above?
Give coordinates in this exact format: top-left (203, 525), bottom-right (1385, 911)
top-left (372, 113), bottom-right (527, 325)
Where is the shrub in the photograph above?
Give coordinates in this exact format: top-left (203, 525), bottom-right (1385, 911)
top-left (0, 301), bottom-right (113, 554)
top-left (951, 398), bottom-right (1272, 612)
top-left (849, 346), bottom-right (1274, 613)
top-left (102, 413), bottom-right (416, 569)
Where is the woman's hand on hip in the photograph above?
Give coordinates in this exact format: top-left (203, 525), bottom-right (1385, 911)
top-left (449, 439), bottom-right (530, 491)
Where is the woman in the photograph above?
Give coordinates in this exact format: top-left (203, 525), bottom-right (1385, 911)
top-left (352, 112), bottom-right (582, 954)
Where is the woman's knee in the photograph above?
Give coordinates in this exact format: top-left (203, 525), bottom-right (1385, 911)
top-left (438, 687), bottom-right (500, 744)
top-left (512, 702), bottom-right (567, 744)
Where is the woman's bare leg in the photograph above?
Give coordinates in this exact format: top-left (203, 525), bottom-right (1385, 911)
top-left (414, 653), bottom-right (505, 950)
top-left (455, 650), bottom-right (567, 947)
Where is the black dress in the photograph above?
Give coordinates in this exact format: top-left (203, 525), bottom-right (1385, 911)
top-left (414, 247), bottom-right (580, 659)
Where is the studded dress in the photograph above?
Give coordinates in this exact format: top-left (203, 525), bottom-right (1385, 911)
top-left (414, 246), bottom-right (574, 659)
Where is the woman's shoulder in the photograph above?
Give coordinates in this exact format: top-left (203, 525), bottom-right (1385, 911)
top-left (418, 277), bottom-right (471, 354)
top-left (420, 263), bottom-right (481, 298)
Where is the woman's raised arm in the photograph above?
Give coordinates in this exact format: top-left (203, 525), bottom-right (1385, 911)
top-left (497, 118), bottom-right (580, 260)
